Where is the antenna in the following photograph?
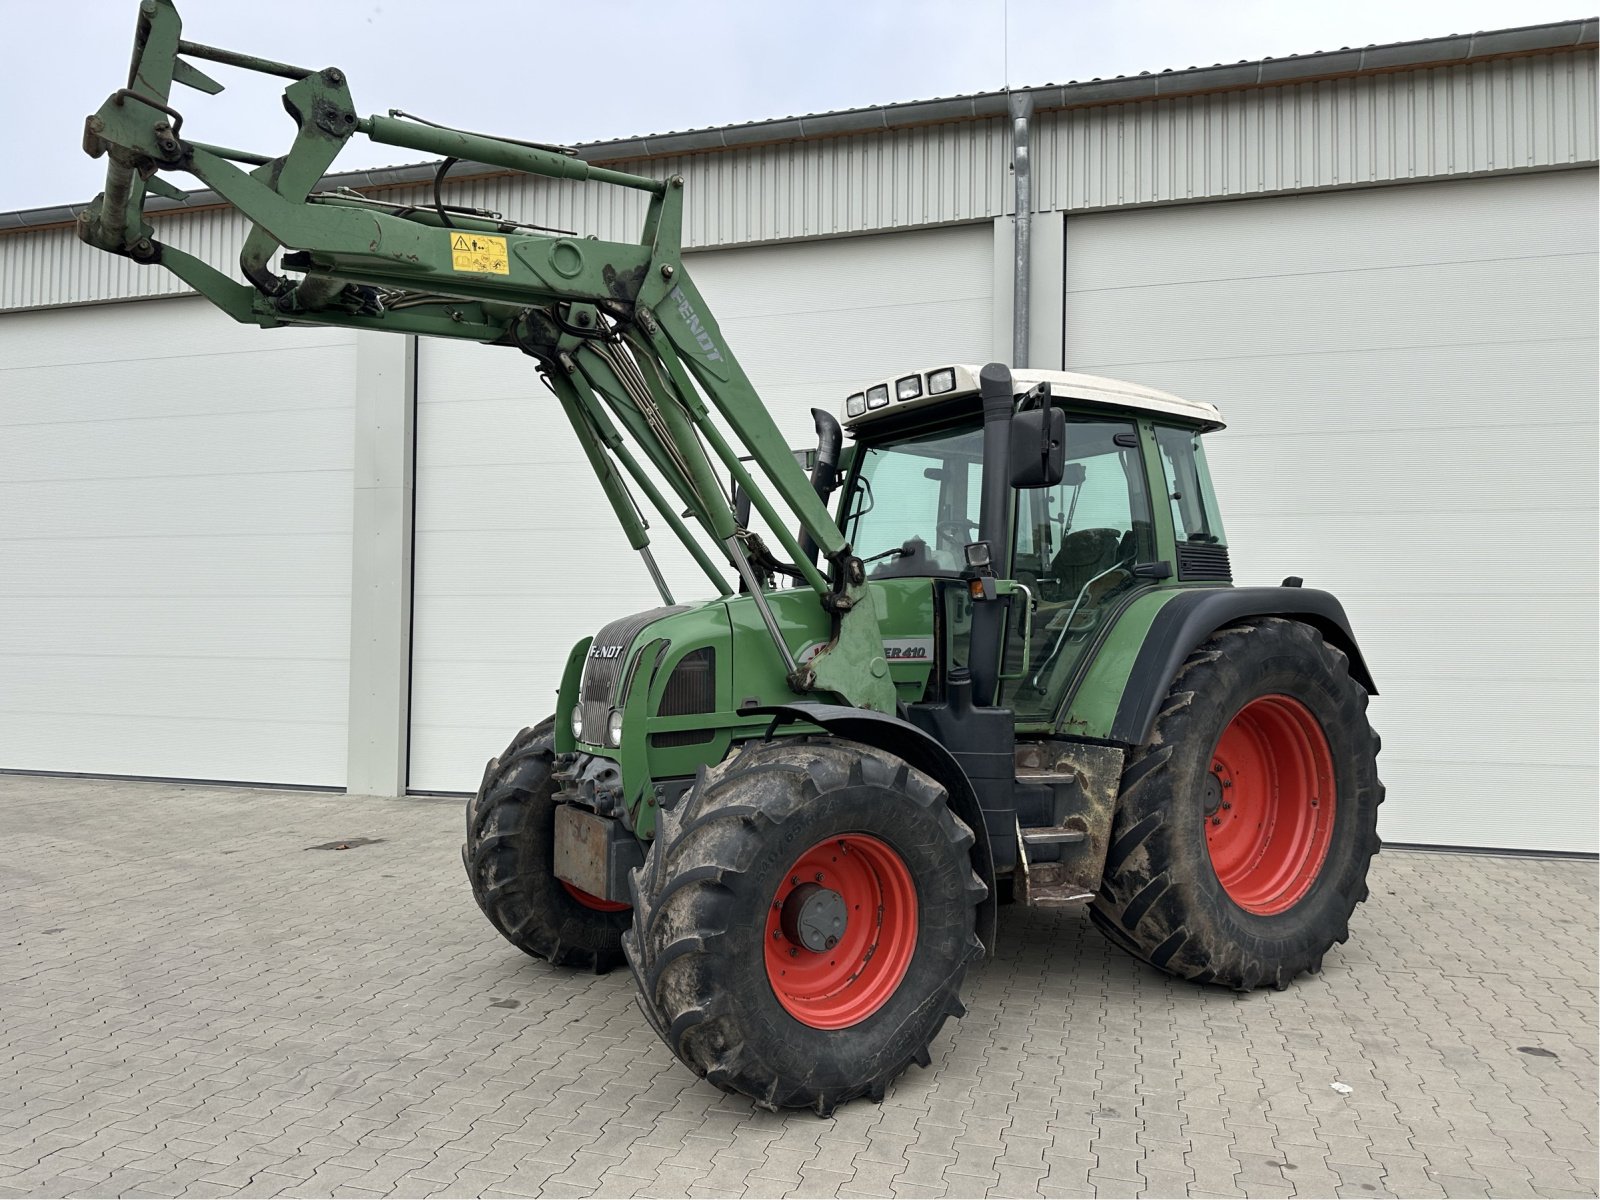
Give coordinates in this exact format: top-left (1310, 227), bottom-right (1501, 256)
top-left (1003, 0), bottom-right (1011, 90)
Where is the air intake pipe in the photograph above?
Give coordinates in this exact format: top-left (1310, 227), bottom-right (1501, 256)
top-left (969, 362), bottom-right (1014, 707)
top-left (799, 408), bottom-right (844, 567)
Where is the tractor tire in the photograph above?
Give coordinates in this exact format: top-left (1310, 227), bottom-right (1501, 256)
top-left (1091, 618), bottom-right (1382, 990)
top-left (625, 737), bottom-right (985, 1115)
top-left (463, 719), bottom-right (630, 973)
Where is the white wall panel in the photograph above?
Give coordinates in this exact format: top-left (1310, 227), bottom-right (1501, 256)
top-left (0, 297), bottom-right (356, 785)
top-left (1063, 169), bottom-right (1599, 851)
top-left (407, 225), bottom-right (995, 792)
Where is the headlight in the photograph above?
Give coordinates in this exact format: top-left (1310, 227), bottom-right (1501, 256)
top-left (606, 709), bottom-right (624, 747)
top-left (866, 384), bottom-right (890, 409)
top-left (570, 706), bottom-right (584, 741)
top-left (895, 374), bottom-right (922, 400)
top-left (927, 367), bottom-right (957, 394)
top-left (845, 393), bottom-right (866, 417)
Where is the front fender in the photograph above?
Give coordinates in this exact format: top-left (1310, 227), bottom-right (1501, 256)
top-left (748, 702), bottom-right (998, 955)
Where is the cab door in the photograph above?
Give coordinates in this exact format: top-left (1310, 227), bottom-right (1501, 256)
top-left (1005, 415), bottom-right (1157, 723)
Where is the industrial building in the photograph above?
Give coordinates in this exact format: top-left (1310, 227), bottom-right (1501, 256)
top-left (1, 21), bottom-right (1595, 852)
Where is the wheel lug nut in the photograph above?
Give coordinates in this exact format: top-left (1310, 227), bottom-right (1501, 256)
top-left (814, 872), bottom-right (824, 882)
top-left (788, 946), bottom-right (799, 957)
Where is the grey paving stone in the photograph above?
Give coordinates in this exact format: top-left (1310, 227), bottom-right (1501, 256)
top-left (0, 775), bottom-right (1595, 1199)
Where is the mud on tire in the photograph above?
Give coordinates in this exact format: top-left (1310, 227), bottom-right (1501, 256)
top-left (463, 720), bottom-right (630, 972)
top-left (1091, 618), bottom-right (1383, 990)
top-left (625, 737), bottom-right (986, 1115)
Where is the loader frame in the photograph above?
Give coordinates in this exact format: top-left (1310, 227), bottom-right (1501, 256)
top-left (79, 0), bottom-right (896, 715)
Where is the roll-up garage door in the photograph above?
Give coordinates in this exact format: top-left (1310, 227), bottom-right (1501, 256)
top-left (1061, 171), bottom-right (1598, 851)
top-left (0, 296), bottom-right (356, 786)
top-left (408, 223), bottom-right (995, 792)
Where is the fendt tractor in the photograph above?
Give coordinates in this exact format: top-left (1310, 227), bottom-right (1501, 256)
top-left (80, 2), bottom-right (1384, 1114)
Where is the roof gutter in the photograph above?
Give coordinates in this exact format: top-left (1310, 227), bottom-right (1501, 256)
top-left (2, 18), bottom-right (1593, 234)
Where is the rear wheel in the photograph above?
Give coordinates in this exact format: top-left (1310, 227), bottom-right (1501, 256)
top-left (625, 738), bottom-right (985, 1114)
top-left (1091, 618), bottom-right (1382, 989)
top-left (463, 720), bottom-right (630, 972)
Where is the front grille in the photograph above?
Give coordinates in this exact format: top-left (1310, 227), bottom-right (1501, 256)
top-left (1177, 541), bottom-right (1233, 582)
top-left (657, 648), bottom-right (716, 715)
top-left (651, 648), bottom-right (717, 747)
top-left (578, 609), bottom-right (683, 744)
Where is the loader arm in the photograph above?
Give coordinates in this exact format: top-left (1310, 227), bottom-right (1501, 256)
top-left (76, 0), bottom-right (894, 713)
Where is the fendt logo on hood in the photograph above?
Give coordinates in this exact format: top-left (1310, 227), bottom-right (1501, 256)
top-left (589, 643), bottom-right (626, 661)
top-left (668, 286), bottom-right (724, 363)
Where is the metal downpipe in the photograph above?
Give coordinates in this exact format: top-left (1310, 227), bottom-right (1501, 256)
top-left (1009, 92), bottom-right (1034, 370)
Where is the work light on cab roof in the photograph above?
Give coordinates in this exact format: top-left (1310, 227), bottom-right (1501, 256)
top-left (844, 365), bottom-right (1225, 430)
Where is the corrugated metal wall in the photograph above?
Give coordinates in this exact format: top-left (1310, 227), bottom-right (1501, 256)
top-left (0, 207), bottom-right (250, 312)
top-left (424, 117), bottom-right (1012, 249)
top-left (1036, 51), bottom-right (1599, 210)
top-left (2, 49), bottom-right (1595, 312)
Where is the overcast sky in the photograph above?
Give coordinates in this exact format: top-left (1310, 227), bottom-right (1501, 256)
top-left (2, 0), bottom-right (1588, 213)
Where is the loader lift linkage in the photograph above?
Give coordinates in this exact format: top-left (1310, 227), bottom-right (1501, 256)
top-left (79, 0), bottom-right (891, 714)
top-left (79, 0), bottom-right (1385, 1117)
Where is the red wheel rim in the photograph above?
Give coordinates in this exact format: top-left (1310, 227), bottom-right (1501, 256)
top-left (561, 880), bottom-right (630, 912)
top-left (1205, 694), bottom-right (1336, 916)
top-left (764, 835), bottom-right (918, 1030)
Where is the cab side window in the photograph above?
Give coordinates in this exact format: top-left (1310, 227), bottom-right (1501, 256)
top-left (1154, 425), bottom-right (1226, 545)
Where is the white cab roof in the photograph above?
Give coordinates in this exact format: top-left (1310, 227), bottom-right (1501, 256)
top-left (842, 364), bottom-right (1225, 432)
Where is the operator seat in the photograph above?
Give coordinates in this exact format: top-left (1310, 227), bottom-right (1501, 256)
top-left (1048, 527), bottom-right (1123, 601)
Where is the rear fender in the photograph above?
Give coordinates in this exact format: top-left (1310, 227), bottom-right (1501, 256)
top-left (1108, 586), bottom-right (1377, 746)
top-left (748, 702), bottom-right (998, 954)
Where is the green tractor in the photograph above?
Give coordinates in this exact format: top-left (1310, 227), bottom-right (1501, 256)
top-left (79, 1), bottom-right (1382, 1117)
top-left (465, 364), bottom-right (1383, 1113)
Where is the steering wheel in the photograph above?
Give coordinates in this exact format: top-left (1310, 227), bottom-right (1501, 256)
top-left (936, 517), bottom-right (978, 545)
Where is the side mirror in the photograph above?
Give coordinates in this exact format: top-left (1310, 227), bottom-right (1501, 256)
top-left (1010, 401), bottom-right (1066, 488)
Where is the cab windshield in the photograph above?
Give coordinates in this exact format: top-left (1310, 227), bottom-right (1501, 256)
top-left (843, 424), bottom-right (984, 578)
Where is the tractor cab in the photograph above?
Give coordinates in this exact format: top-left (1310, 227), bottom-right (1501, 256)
top-left (836, 365), bottom-right (1230, 724)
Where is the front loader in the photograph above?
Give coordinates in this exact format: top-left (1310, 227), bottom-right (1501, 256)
top-left (78, 0), bottom-right (1384, 1116)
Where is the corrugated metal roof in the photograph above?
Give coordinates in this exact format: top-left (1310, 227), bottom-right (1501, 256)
top-left (4, 16), bottom-right (1593, 233)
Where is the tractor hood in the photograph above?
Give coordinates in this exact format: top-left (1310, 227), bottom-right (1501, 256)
top-left (564, 579), bottom-right (939, 759)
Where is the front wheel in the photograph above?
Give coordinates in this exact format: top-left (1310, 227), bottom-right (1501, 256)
top-left (463, 721), bottom-right (630, 972)
top-left (625, 738), bottom-right (985, 1115)
top-left (1091, 617), bottom-right (1383, 990)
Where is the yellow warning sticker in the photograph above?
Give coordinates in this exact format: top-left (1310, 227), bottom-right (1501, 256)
top-left (448, 232), bottom-right (509, 274)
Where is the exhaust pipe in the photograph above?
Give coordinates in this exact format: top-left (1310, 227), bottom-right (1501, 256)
top-left (969, 362), bottom-right (1014, 707)
top-left (799, 408), bottom-right (844, 567)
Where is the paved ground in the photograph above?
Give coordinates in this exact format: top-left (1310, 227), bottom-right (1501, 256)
top-left (0, 775), bottom-right (1595, 1200)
